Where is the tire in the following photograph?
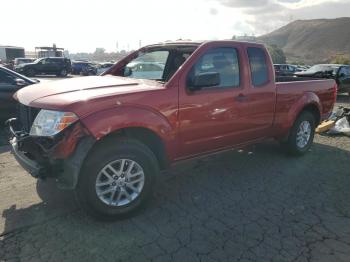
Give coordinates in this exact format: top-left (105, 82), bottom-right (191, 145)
top-left (59, 69), bottom-right (68, 77)
top-left (75, 138), bottom-right (159, 220)
top-left (26, 68), bottom-right (35, 77)
top-left (282, 111), bottom-right (316, 156)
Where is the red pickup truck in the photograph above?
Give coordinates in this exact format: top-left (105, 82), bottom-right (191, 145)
top-left (7, 41), bottom-right (337, 219)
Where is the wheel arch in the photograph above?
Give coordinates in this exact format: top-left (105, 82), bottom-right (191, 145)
top-left (285, 102), bottom-right (321, 140)
top-left (277, 93), bottom-right (322, 142)
top-left (80, 105), bottom-right (177, 167)
top-left (86, 126), bottom-right (170, 170)
top-left (299, 103), bottom-right (321, 126)
top-left (288, 92), bottom-right (322, 129)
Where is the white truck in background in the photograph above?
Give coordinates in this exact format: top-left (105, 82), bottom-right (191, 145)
top-left (0, 46), bottom-right (25, 63)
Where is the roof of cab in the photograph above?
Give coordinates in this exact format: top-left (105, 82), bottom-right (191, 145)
top-left (143, 40), bottom-right (265, 50)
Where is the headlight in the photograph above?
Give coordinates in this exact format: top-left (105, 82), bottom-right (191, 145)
top-left (30, 110), bottom-right (79, 137)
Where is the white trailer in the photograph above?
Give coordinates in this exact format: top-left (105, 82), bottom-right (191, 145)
top-left (0, 46), bottom-right (25, 62)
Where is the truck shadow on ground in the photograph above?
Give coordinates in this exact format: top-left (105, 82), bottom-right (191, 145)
top-left (1, 139), bottom-right (350, 261)
top-left (1, 179), bottom-right (77, 237)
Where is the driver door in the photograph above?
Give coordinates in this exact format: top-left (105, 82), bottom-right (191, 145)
top-left (44, 58), bottom-right (57, 74)
top-left (178, 46), bottom-right (248, 157)
top-left (36, 58), bottom-right (48, 74)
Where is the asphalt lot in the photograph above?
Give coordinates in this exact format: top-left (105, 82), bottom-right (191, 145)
top-left (0, 80), bottom-right (350, 261)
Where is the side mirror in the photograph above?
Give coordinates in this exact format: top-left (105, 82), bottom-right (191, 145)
top-left (188, 72), bottom-right (220, 91)
top-left (339, 73), bottom-right (345, 78)
top-left (15, 78), bottom-right (27, 87)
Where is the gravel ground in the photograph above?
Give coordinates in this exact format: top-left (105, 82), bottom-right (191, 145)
top-left (0, 96), bottom-right (349, 262)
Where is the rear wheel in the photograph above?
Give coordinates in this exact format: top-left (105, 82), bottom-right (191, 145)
top-left (75, 138), bottom-right (159, 220)
top-left (282, 111), bottom-right (316, 156)
top-left (58, 69), bottom-right (68, 77)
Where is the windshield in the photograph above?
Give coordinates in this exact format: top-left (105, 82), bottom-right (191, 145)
top-left (307, 65), bottom-right (339, 73)
top-left (1, 66), bottom-right (36, 84)
top-left (124, 50), bottom-right (169, 80)
top-left (34, 58), bottom-right (44, 63)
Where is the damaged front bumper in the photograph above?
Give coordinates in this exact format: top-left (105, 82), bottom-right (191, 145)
top-left (11, 136), bottom-right (43, 177)
top-left (7, 118), bottom-right (95, 189)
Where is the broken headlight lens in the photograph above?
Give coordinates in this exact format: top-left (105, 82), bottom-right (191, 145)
top-left (30, 110), bottom-right (79, 137)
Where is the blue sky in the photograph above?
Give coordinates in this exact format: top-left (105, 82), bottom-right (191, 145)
top-left (2, 0), bottom-right (349, 53)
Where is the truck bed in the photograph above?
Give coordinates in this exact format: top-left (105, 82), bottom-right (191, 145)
top-left (273, 78), bottom-right (336, 137)
top-left (276, 76), bottom-right (324, 82)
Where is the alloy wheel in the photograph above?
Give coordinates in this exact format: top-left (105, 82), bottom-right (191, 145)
top-left (95, 159), bottom-right (145, 207)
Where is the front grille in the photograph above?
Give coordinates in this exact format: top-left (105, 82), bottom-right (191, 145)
top-left (17, 104), bottom-right (40, 133)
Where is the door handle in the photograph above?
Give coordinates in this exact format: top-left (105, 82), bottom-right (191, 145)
top-left (235, 94), bottom-right (248, 102)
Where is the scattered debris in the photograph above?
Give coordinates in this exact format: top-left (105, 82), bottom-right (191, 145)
top-left (316, 120), bottom-right (335, 133)
top-left (317, 106), bottom-right (350, 136)
top-left (328, 117), bottom-right (350, 136)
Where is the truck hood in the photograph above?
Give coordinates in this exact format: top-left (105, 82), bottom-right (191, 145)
top-left (295, 71), bottom-right (315, 76)
top-left (16, 62), bottom-right (37, 68)
top-left (15, 75), bottom-right (164, 107)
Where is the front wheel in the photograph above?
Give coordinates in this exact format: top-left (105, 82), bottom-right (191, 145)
top-left (26, 68), bottom-right (35, 77)
top-left (282, 111), bottom-right (316, 156)
top-left (75, 138), bottom-right (159, 220)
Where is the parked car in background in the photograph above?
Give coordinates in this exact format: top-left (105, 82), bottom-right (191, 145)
top-left (14, 58), bottom-right (36, 67)
top-left (8, 40), bottom-right (337, 219)
top-left (296, 65), bottom-right (309, 71)
top-left (295, 64), bottom-right (340, 78)
top-left (334, 65), bottom-right (350, 95)
top-left (295, 64), bottom-right (350, 95)
top-left (274, 64), bottom-right (300, 76)
top-left (97, 62), bottom-right (115, 75)
top-left (80, 63), bottom-right (98, 76)
top-left (72, 61), bottom-right (93, 75)
top-left (124, 61), bottom-right (165, 79)
top-left (15, 57), bottom-right (71, 77)
top-left (0, 66), bottom-right (37, 120)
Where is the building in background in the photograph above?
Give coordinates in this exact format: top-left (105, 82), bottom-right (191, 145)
top-left (35, 44), bottom-right (65, 58)
top-left (24, 51), bottom-right (36, 59)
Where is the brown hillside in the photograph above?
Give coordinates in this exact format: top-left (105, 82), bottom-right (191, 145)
top-left (258, 17), bottom-right (350, 64)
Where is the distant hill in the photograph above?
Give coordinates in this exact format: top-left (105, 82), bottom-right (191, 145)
top-left (258, 17), bottom-right (350, 64)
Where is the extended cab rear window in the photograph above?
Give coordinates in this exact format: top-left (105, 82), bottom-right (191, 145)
top-left (247, 47), bottom-right (269, 87)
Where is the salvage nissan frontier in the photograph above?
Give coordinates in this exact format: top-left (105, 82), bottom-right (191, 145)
top-left (7, 41), bottom-right (337, 219)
